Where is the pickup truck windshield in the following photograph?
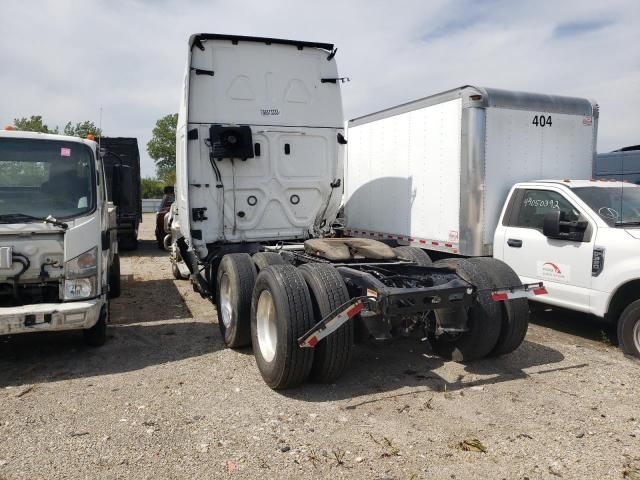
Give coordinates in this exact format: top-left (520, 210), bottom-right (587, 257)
top-left (0, 138), bottom-right (95, 220)
top-left (573, 185), bottom-right (640, 226)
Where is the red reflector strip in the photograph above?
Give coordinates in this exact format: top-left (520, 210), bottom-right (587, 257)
top-left (533, 287), bottom-right (548, 295)
top-left (346, 302), bottom-right (364, 318)
top-left (491, 293), bottom-right (509, 301)
top-left (307, 336), bottom-right (319, 347)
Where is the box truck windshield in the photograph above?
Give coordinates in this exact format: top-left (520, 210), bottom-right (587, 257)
top-left (0, 138), bottom-right (95, 219)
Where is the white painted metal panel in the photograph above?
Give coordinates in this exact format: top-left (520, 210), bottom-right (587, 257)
top-left (178, 37), bottom-right (344, 252)
top-left (189, 41), bottom-right (342, 128)
top-left (483, 108), bottom-right (595, 245)
top-left (345, 99), bottom-right (462, 245)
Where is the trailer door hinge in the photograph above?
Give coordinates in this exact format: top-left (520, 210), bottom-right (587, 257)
top-left (192, 207), bottom-right (208, 222)
top-left (192, 68), bottom-right (214, 76)
top-left (321, 77), bottom-right (350, 84)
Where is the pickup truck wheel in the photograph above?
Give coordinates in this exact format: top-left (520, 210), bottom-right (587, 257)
top-left (428, 258), bottom-right (501, 361)
top-left (299, 263), bottom-right (353, 383)
top-left (252, 252), bottom-right (286, 271)
top-left (83, 305), bottom-right (108, 347)
top-left (216, 254), bottom-right (257, 348)
top-left (108, 254), bottom-right (121, 299)
top-left (251, 265), bottom-right (315, 389)
top-left (393, 246), bottom-right (432, 266)
top-left (617, 299), bottom-right (640, 358)
top-left (467, 257), bottom-right (529, 356)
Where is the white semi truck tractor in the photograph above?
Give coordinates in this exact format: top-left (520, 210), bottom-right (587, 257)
top-left (0, 129), bottom-right (120, 346)
top-left (171, 35), bottom-right (541, 389)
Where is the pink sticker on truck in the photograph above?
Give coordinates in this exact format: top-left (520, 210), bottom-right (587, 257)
top-left (60, 148), bottom-right (71, 157)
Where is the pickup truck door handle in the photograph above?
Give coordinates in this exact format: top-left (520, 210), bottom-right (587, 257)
top-left (507, 238), bottom-right (523, 248)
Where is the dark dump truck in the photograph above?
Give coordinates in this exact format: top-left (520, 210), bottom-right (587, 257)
top-left (100, 137), bottom-right (142, 250)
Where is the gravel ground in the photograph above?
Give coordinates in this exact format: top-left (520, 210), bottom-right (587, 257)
top-left (1, 214), bottom-right (639, 479)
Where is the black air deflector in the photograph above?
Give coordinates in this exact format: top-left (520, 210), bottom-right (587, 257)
top-left (209, 125), bottom-right (254, 160)
top-left (191, 34), bottom-right (334, 52)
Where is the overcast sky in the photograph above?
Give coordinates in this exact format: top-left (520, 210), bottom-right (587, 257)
top-left (1, 0), bottom-right (638, 177)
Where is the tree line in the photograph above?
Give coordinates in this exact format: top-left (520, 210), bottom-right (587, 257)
top-left (8, 113), bottom-right (179, 189)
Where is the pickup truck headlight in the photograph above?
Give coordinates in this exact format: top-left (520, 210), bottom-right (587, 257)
top-left (64, 247), bottom-right (98, 300)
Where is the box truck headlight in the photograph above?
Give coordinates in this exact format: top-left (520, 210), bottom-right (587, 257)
top-left (64, 247), bottom-right (98, 299)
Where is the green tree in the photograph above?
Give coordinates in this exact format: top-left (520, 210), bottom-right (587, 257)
top-left (63, 120), bottom-right (102, 138)
top-left (140, 177), bottom-right (165, 199)
top-left (147, 113), bottom-right (177, 182)
top-left (13, 115), bottom-right (58, 134)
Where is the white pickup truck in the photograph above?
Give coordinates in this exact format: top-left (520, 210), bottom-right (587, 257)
top-left (345, 86), bottom-right (640, 359)
top-left (494, 179), bottom-right (640, 357)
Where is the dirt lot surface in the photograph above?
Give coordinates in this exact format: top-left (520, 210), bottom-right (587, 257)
top-left (1, 214), bottom-right (639, 479)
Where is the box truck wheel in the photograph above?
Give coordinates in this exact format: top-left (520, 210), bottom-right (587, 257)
top-left (108, 254), bottom-right (121, 299)
top-left (299, 263), bottom-right (353, 383)
top-left (84, 305), bottom-right (108, 347)
top-left (252, 252), bottom-right (286, 271)
top-left (216, 254), bottom-right (257, 348)
top-left (120, 234), bottom-right (138, 251)
top-left (393, 246), bottom-right (432, 266)
top-left (251, 265), bottom-right (315, 389)
top-left (617, 299), bottom-right (640, 358)
top-left (429, 258), bottom-right (501, 361)
top-left (467, 257), bottom-right (529, 356)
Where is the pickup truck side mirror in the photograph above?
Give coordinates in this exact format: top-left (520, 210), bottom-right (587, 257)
top-left (543, 210), bottom-right (561, 238)
top-left (543, 211), bottom-right (588, 242)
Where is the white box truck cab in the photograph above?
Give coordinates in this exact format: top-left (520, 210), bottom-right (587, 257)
top-left (345, 86), bottom-right (640, 358)
top-left (172, 36), bottom-right (538, 389)
top-left (0, 129), bottom-right (120, 346)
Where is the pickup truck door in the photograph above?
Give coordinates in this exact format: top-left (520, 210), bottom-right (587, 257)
top-left (500, 187), bottom-right (595, 312)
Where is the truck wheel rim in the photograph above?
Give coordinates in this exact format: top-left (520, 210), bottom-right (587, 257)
top-left (256, 290), bottom-right (277, 362)
top-left (634, 320), bottom-right (640, 352)
top-left (219, 273), bottom-right (233, 328)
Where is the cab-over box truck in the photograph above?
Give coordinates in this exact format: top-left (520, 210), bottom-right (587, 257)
top-left (345, 86), bottom-right (640, 358)
top-left (172, 35), bottom-right (542, 389)
top-left (0, 130), bottom-right (121, 345)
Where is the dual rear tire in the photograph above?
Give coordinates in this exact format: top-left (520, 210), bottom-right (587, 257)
top-left (216, 253), bottom-right (354, 389)
top-left (428, 257), bottom-right (528, 361)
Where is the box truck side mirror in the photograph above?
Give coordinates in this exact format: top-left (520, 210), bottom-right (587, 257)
top-left (111, 164), bottom-right (132, 206)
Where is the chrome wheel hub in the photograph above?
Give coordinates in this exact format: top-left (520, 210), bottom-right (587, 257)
top-left (633, 320), bottom-right (640, 352)
top-left (219, 273), bottom-right (233, 328)
top-left (256, 290), bottom-right (278, 362)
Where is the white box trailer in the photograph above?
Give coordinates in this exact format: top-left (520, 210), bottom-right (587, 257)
top-left (344, 86), bottom-right (598, 256)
